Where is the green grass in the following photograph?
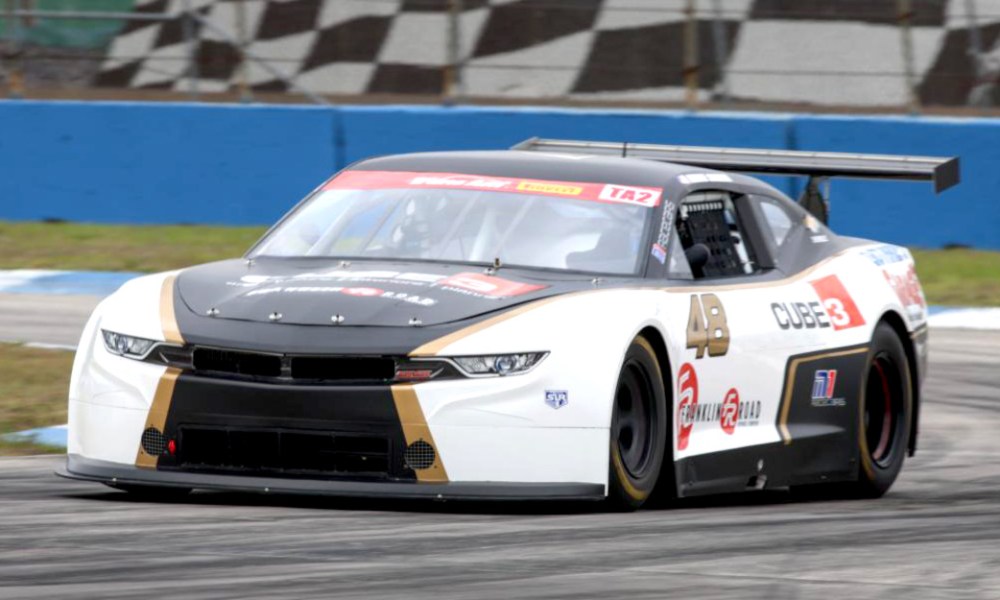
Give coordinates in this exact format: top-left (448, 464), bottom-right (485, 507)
top-left (0, 221), bottom-right (266, 273)
top-left (910, 248), bottom-right (1000, 307)
top-left (0, 343), bottom-right (74, 456)
top-left (0, 222), bottom-right (996, 305)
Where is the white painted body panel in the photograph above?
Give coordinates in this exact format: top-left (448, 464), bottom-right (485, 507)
top-left (68, 244), bottom-right (925, 493)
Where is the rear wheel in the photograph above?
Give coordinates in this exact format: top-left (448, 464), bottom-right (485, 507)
top-left (814, 322), bottom-right (912, 499)
top-left (607, 336), bottom-right (668, 511)
top-left (853, 323), bottom-right (913, 497)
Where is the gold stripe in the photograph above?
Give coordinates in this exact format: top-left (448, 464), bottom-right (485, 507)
top-left (135, 368), bottom-right (181, 468)
top-left (664, 249), bottom-right (852, 294)
top-left (135, 274), bottom-right (186, 468)
top-left (391, 385), bottom-right (449, 483)
top-left (412, 251), bottom-right (855, 357)
top-left (778, 346), bottom-right (869, 445)
top-left (410, 295), bottom-right (566, 356)
top-left (160, 273), bottom-right (183, 344)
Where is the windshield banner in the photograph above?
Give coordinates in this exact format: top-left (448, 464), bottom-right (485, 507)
top-left (324, 170), bottom-right (662, 208)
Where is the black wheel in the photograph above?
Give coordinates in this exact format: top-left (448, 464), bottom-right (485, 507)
top-left (105, 483), bottom-right (192, 500)
top-left (607, 336), bottom-right (668, 511)
top-left (818, 322), bottom-right (912, 499)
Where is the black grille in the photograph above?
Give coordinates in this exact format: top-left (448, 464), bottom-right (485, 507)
top-left (193, 348), bottom-right (282, 378)
top-left (187, 347), bottom-right (403, 384)
top-left (141, 427), bottom-right (166, 456)
top-left (403, 440), bottom-right (436, 470)
top-left (291, 356), bottom-right (395, 382)
top-left (177, 427), bottom-right (391, 477)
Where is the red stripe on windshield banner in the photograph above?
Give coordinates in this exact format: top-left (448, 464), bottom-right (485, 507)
top-left (323, 170), bottom-right (662, 208)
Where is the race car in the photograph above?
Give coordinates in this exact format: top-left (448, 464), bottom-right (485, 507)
top-left (59, 138), bottom-right (959, 510)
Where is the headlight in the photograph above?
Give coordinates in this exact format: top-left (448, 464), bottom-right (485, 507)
top-left (450, 352), bottom-right (547, 376)
top-left (101, 330), bottom-right (157, 359)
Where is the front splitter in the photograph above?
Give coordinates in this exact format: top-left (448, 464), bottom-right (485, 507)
top-left (57, 455), bottom-right (606, 502)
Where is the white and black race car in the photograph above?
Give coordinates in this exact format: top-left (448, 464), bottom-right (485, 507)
top-left (59, 138), bottom-right (958, 509)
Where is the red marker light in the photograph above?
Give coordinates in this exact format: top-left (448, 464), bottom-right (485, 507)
top-left (167, 439), bottom-right (177, 455)
top-left (396, 369), bottom-right (435, 381)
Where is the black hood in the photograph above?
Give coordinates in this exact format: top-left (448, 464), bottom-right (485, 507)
top-left (176, 258), bottom-right (596, 329)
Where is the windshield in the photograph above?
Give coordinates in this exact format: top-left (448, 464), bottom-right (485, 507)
top-left (250, 170), bottom-right (661, 275)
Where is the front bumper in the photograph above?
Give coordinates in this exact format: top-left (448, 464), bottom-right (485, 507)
top-left (57, 454), bottom-right (605, 501)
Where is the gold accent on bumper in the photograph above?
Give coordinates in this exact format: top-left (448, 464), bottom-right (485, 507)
top-left (136, 274), bottom-right (185, 468)
top-left (391, 385), bottom-right (449, 483)
top-left (135, 367), bottom-right (181, 468)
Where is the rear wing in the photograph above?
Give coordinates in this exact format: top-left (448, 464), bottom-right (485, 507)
top-left (512, 138), bottom-right (959, 193)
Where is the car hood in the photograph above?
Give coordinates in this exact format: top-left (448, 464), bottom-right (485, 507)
top-left (176, 258), bottom-right (599, 328)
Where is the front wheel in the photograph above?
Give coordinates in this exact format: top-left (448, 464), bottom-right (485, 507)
top-left (607, 336), bottom-right (668, 511)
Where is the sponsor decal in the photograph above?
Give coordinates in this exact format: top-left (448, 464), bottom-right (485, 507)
top-left (720, 388), bottom-right (739, 435)
top-left (809, 275), bottom-right (866, 331)
top-left (438, 272), bottom-right (545, 299)
top-left (234, 271), bottom-right (444, 287)
top-left (656, 199), bottom-right (676, 249)
top-left (598, 184), bottom-right (662, 207)
top-left (545, 390), bottom-right (569, 409)
top-left (676, 363), bottom-right (698, 451)
top-left (341, 287), bottom-right (382, 297)
top-left (686, 294), bottom-right (730, 358)
top-left (516, 181), bottom-right (582, 196)
top-left (677, 173), bottom-right (732, 185)
top-left (678, 388), bottom-right (761, 435)
top-left (774, 275), bottom-right (865, 332)
top-left (323, 170), bottom-right (662, 208)
top-left (395, 368), bottom-right (438, 381)
top-left (244, 285), bottom-right (437, 306)
top-left (771, 301), bottom-right (831, 330)
top-left (229, 270), bottom-right (546, 302)
top-left (650, 243), bottom-right (667, 264)
top-left (884, 264), bottom-right (926, 319)
top-left (811, 369), bottom-right (846, 407)
top-left (860, 244), bottom-right (909, 267)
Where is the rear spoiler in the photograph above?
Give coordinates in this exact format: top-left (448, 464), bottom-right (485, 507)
top-left (512, 138), bottom-right (959, 193)
top-left (512, 137), bottom-right (959, 223)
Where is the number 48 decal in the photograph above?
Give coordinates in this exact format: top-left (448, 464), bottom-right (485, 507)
top-left (686, 294), bottom-right (730, 358)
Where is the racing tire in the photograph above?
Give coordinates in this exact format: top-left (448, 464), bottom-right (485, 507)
top-left (850, 322), bottom-right (913, 497)
top-left (606, 336), bottom-right (668, 511)
top-left (803, 322), bottom-right (913, 500)
top-left (105, 483), bottom-right (192, 500)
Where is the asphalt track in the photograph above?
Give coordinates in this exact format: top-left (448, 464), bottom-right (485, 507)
top-left (1, 294), bottom-right (999, 599)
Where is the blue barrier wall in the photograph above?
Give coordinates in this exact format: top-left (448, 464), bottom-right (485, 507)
top-left (1, 100), bottom-right (997, 248)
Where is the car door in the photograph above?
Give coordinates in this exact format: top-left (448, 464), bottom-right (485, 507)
top-left (749, 194), bottom-right (871, 484)
top-left (661, 187), bottom-right (841, 494)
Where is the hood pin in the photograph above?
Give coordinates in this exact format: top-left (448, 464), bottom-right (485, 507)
top-left (330, 314), bottom-right (345, 325)
top-left (268, 312), bottom-right (283, 322)
top-left (206, 307), bottom-right (220, 317)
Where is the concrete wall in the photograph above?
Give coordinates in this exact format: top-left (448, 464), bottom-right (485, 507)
top-left (0, 101), bottom-right (997, 248)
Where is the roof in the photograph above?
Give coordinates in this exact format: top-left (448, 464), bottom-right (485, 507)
top-left (351, 150), bottom-right (721, 189)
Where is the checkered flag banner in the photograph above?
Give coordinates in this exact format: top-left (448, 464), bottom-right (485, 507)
top-left (97, 0), bottom-right (1000, 107)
